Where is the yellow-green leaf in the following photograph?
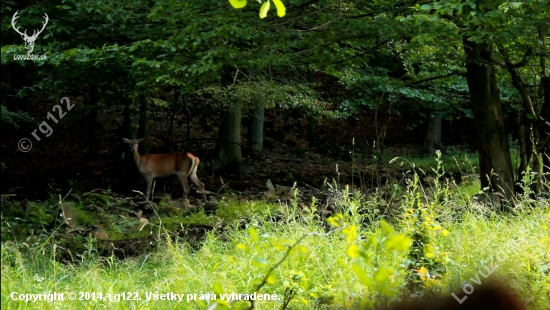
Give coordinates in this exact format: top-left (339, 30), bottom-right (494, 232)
top-left (213, 282), bottom-right (224, 295)
top-left (229, 0), bottom-right (247, 9)
top-left (373, 267), bottom-right (392, 285)
top-left (347, 244), bottom-right (361, 258)
top-left (259, 0), bottom-right (270, 19)
top-left (417, 266), bottom-right (429, 279)
top-left (352, 263), bottom-right (374, 289)
top-left (342, 225), bottom-right (358, 243)
top-left (380, 219), bottom-right (394, 235)
top-left (248, 227), bottom-right (259, 242)
top-left (384, 234), bottom-right (412, 253)
top-left (236, 243), bottom-right (249, 251)
top-left (272, 0), bottom-right (286, 17)
top-left (327, 214), bottom-right (344, 227)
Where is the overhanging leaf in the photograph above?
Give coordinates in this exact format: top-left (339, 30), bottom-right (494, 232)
top-left (273, 0), bottom-right (286, 17)
top-left (259, 0), bottom-right (270, 19)
top-left (229, 0), bottom-right (247, 9)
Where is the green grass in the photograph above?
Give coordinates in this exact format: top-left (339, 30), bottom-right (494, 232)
top-left (2, 206), bottom-right (549, 309)
top-left (1, 162), bottom-right (549, 309)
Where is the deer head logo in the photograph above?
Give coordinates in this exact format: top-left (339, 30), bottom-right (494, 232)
top-left (11, 11), bottom-right (49, 54)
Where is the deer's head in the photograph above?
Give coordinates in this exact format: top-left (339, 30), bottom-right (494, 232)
top-left (123, 138), bottom-right (144, 153)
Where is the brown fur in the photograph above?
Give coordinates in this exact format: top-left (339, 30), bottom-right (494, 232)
top-left (123, 138), bottom-right (206, 203)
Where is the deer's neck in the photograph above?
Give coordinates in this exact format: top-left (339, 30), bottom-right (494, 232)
top-left (133, 149), bottom-right (142, 166)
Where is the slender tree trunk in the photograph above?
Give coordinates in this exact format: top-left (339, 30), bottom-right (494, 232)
top-left (540, 30), bottom-right (549, 190)
top-left (424, 111), bottom-right (445, 155)
top-left (183, 94), bottom-right (191, 152)
top-left (117, 95), bottom-right (134, 159)
top-left (128, 96), bottom-right (140, 139)
top-left (541, 76), bottom-right (550, 189)
top-left (215, 99), bottom-right (243, 169)
top-left (247, 96), bottom-right (265, 155)
top-left (138, 94), bottom-right (150, 155)
top-left (87, 85), bottom-right (100, 159)
top-left (307, 115), bottom-right (318, 148)
top-left (462, 39), bottom-right (515, 205)
top-left (7, 63), bottom-right (29, 113)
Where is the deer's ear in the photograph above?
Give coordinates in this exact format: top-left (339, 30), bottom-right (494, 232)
top-left (123, 138), bottom-right (130, 143)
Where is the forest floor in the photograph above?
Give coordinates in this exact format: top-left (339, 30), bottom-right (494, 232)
top-left (0, 94), bottom-right (477, 201)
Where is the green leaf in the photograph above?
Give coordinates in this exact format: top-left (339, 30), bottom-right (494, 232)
top-left (373, 267), bottom-right (392, 284)
top-left (380, 220), bottom-right (394, 236)
top-left (273, 0), bottom-right (286, 17)
top-left (229, 0), bottom-right (247, 9)
top-left (420, 4), bottom-right (431, 11)
top-left (213, 282), bottom-right (224, 295)
top-left (385, 234), bottom-right (412, 253)
top-left (352, 263), bottom-right (374, 289)
top-left (259, 0), bottom-right (270, 19)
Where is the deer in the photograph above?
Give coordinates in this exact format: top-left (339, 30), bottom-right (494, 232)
top-left (123, 138), bottom-right (207, 206)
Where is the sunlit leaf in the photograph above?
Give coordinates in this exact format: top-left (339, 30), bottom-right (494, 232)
top-left (259, 0), bottom-right (270, 19)
top-left (229, 0), bottom-right (247, 9)
top-left (374, 267), bottom-right (392, 283)
top-left (385, 234), bottom-right (412, 253)
top-left (342, 225), bottom-right (358, 243)
top-left (236, 243), bottom-right (249, 251)
top-left (273, 0), bottom-right (286, 17)
top-left (380, 220), bottom-right (394, 235)
top-left (417, 266), bottom-right (429, 280)
top-left (213, 282), bottom-right (224, 295)
top-left (347, 244), bottom-right (361, 258)
top-left (352, 263), bottom-right (374, 289)
top-left (327, 214), bottom-right (344, 228)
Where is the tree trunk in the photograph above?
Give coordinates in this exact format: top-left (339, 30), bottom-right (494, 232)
top-left (541, 76), bottom-right (550, 190)
top-left (87, 85), bottom-right (100, 159)
top-left (215, 99), bottom-right (243, 169)
top-left (462, 39), bottom-right (515, 205)
top-left (138, 94), bottom-right (150, 155)
top-left (247, 96), bottom-right (265, 155)
top-left (7, 63), bottom-right (29, 113)
top-left (117, 96), bottom-right (133, 159)
top-left (540, 30), bottom-right (549, 190)
top-left (424, 111), bottom-right (445, 155)
top-left (499, 43), bottom-right (548, 194)
top-left (307, 115), bottom-right (319, 148)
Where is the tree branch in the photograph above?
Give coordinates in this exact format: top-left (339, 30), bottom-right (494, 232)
top-left (407, 71), bottom-right (465, 84)
top-left (490, 46), bottom-right (533, 70)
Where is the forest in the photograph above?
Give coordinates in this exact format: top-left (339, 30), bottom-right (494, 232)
top-left (1, 0), bottom-right (549, 309)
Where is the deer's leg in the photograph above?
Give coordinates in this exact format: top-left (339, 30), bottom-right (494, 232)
top-left (177, 172), bottom-right (191, 207)
top-left (145, 175), bottom-right (154, 200)
top-left (151, 180), bottom-right (156, 199)
top-left (190, 157), bottom-right (207, 202)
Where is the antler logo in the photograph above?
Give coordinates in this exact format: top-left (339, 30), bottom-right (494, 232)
top-left (11, 11), bottom-right (49, 54)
